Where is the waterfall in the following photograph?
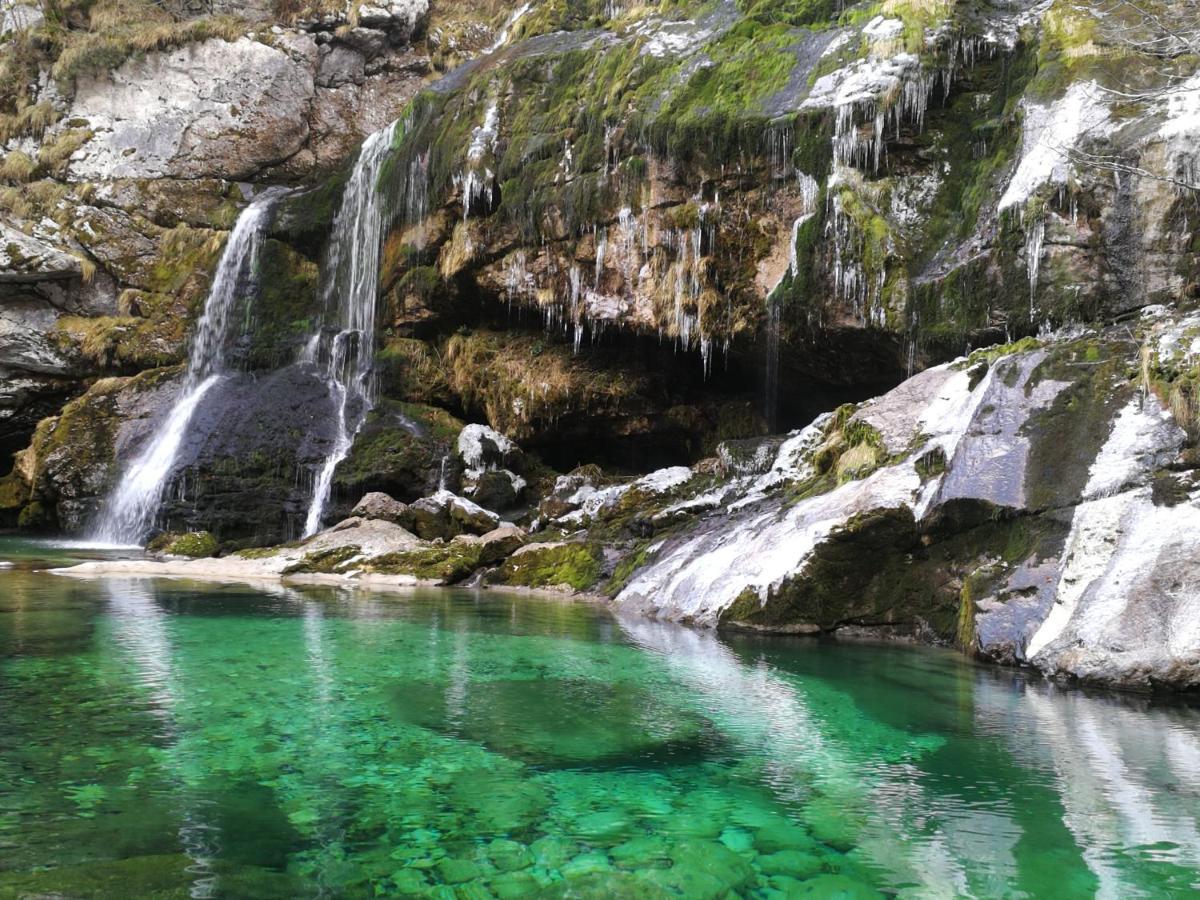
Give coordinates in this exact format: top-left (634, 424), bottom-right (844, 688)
top-left (93, 191), bottom-right (279, 545)
top-left (302, 120), bottom-right (399, 537)
top-left (1026, 217), bottom-right (1045, 316)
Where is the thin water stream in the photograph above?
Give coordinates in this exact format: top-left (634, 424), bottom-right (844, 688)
top-left (93, 192), bottom-right (283, 546)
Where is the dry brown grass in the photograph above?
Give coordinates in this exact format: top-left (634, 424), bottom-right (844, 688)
top-left (0, 186), bottom-right (33, 219)
top-left (37, 127), bottom-right (92, 172)
top-left (0, 150), bottom-right (38, 184)
top-left (51, 4), bottom-right (247, 84)
top-left (0, 101), bottom-right (60, 143)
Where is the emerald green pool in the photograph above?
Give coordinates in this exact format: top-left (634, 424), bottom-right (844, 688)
top-left (2, 538), bottom-right (1199, 898)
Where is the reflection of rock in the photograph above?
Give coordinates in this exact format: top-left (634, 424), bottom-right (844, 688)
top-left (975, 674), bottom-right (1200, 897)
top-left (616, 616), bottom-right (974, 895)
top-left (389, 676), bottom-right (713, 767)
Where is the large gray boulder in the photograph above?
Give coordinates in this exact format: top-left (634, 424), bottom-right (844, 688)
top-left (68, 37), bottom-right (317, 180)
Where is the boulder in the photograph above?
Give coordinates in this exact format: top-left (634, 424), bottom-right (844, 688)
top-left (351, 491), bottom-right (409, 524)
top-left (476, 524), bottom-right (527, 564)
top-left (355, 0), bottom-right (428, 37)
top-left (463, 467), bottom-right (524, 511)
top-left (0, 224), bottom-right (81, 283)
top-left (304, 516), bottom-right (423, 557)
top-left (612, 317), bottom-right (1200, 690)
top-left (457, 423), bottom-right (523, 472)
top-left (407, 490), bottom-right (500, 540)
top-left (68, 37), bottom-right (317, 181)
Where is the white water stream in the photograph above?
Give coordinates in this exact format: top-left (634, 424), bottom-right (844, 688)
top-left (301, 121), bottom-right (399, 537)
top-left (93, 192), bottom-right (280, 545)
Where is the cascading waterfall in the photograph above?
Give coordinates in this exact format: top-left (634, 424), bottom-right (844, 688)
top-left (302, 120), bottom-right (400, 537)
top-left (92, 191), bottom-right (280, 545)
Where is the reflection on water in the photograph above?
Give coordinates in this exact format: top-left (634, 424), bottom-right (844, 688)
top-left (0, 558), bottom-right (1198, 898)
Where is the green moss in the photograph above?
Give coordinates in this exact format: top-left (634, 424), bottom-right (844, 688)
top-left (0, 471), bottom-right (28, 515)
top-left (495, 542), bottom-right (603, 592)
top-left (147, 531), bottom-right (218, 558)
top-left (365, 541), bottom-right (484, 583)
top-left (17, 499), bottom-right (52, 530)
top-left (283, 545), bottom-right (361, 575)
top-left (1022, 340), bottom-right (1130, 510)
top-left (964, 335), bottom-right (1042, 368)
top-left (722, 509), bottom-right (1064, 644)
top-left (234, 545), bottom-right (290, 560)
top-left (603, 543), bottom-right (651, 596)
top-left (377, 338), bottom-right (453, 405)
top-left (242, 239), bottom-right (320, 370)
top-left (835, 442), bottom-right (879, 482)
top-left (332, 400), bottom-right (462, 502)
top-left (740, 0), bottom-right (839, 26)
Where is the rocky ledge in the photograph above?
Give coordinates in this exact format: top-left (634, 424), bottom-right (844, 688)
top-left (63, 307), bottom-right (1200, 693)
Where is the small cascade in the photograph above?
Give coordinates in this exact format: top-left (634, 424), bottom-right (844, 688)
top-left (764, 291), bottom-right (782, 430)
top-left (488, 2), bottom-right (532, 53)
top-left (93, 191), bottom-right (280, 545)
top-left (302, 120), bottom-right (400, 537)
top-left (1025, 217), bottom-right (1045, 316)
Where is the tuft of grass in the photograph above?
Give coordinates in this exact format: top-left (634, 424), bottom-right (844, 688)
top-left (37, 128), bottom-right (92, 172)
top-left (0, 186), bottom-right (33, 219)
top-left (51, 8), bottom-right (248, 84)
top-left (0, 151), bottom-right (37, 184)
top-left (0, 101), bottom-right (60, 143)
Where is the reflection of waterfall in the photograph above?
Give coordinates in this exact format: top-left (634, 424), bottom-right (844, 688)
top-left (302, 122), bottom-right (400, 537)
top-left (94, 192), bottom-right (281, 545)
top-left (103, 579), bottom-right (220, 899)
top-left (618, 616), bottom-right (990, 897)
top-left (976, 676), bottom-right (1200, 898)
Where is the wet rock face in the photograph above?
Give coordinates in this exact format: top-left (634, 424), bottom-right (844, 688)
top-left (7, 364), bottom-right (338, 540)
top-left (594, 312), bottom-right (1200, 690)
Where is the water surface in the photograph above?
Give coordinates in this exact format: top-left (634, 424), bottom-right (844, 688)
top-left (1, 537), bottom-right (1198, 898)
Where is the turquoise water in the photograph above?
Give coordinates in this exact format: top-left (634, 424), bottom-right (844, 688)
top-left (2, 538), bottom-right (1199, 898)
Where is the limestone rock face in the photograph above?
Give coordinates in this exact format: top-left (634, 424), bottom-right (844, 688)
top-left (68, 38), bottom-right (317, 181)
top-left (0, 224), bottom-right (81, 283)
top-left (605, 311), bottom-right (1200, 691)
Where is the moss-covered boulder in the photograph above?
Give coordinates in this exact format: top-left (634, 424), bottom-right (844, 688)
top-left (330, 400), bottom-right (464, 519)
top-left (147, 530), bottom-right (218, 558)
top-left (492, 541), bottom-right (604, 593)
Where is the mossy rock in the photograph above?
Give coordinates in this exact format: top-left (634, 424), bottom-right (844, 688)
top-left (147, 531), bottom-right (218, 558)
top-left (377, 338), bottom-right (454, 406)
top-left (493, 541), bottom-right (604, 592)
top-left (239, 239), bottom-right (321, 370)
top-left (364, 540), bottom-right (484, 583)
top-left (283, 545), bottom-right (362, 575)
top-left (331, 400), bottom-right (464, 507)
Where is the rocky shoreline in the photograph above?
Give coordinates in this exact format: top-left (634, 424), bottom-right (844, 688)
top-left (51, 309), bottom-right (1200, 694)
